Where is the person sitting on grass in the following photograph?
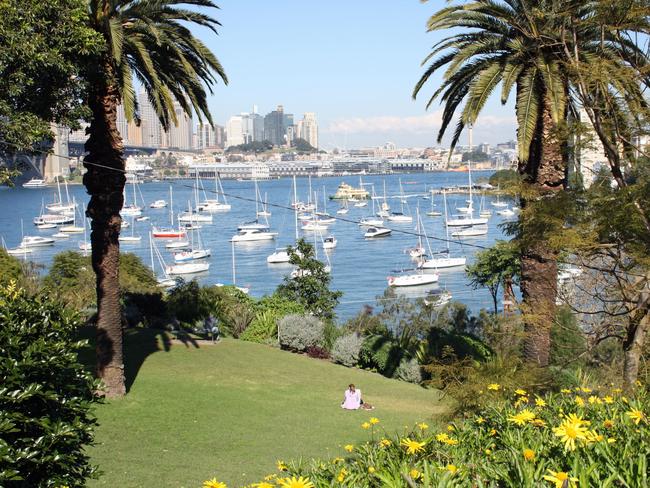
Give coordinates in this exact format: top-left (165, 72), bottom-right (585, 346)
top-left (341, 384), bottom-right (374, 410)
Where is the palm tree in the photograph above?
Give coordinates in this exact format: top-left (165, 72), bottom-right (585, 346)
top-left (413, 0), bottom-right (575, 366)
top-left (83, 0), bottom-right (227, 396)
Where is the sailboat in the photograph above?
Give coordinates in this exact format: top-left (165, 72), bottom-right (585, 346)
top-left (478, 194), bottom-right (492, 217)
top-left (118, 217), bottom-right (141, 243)
top-left (451, 225), bottom-right (488, 238)
top-left (179, 178), bottom-right (213, 223)
top-left (149, 233), bottom-right (176, 288)
top-left (387, 179), bottom-right (413, 223)
top-left (78, 217), bottom-right (91, 253)
top-left (426, 191), bottom-right (442, 217)
top-left (377, 180), bottom-right (391, 217)
top-left (257, 191), bottom-right (272, 217)
top-left (359, 185), bottom-right (384, 227)
top-left (216, 241), bottom-right (250, 293)
top-left (152, 186), bottom-right (187, 238)
top-left (268, 176), bottom-right (299, 264)
top-left (387, 213), bottom-right (439, 286)
top-left (238, 179), bottom-right (270, 230)
top-left (418, 191), bottom-right (467, 269)
top-left (121, 178), bottom-right (142, 217)
top-left (173, 225), bottom-right (210, 262)
top-left (59, 198), bottom-right (85, 233)
top-left (336, 199), bottom-right (349, 215)
top-left (45, 178), bottom-right (75, 214)
top-left (446, 156), bottom-right (487, 226)
top-left (3, 235), bottom-right (33, 256)
top-left (196, 172), bottom-right (231, 212)
top-left (406, 208), bottom-right (426, 258)
top-left (491, 187), bottom-right (508, 207)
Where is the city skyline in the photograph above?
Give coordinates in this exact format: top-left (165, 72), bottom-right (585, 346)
top-left (197, 0), bottom-right (518, 149)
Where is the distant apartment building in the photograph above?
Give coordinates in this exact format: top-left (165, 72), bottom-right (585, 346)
top-left (296, 112), bottom-right (319, 149)
top-left (138, 91), bottom-right (162, 147)
top-left (264, 105), bottom-right (293, 146)
top-left (197, 123), bottom-right (225, 150)
top-left (161, 100), bottom-right (193, 150)
top-left (225, 115), bottom-right (245, 147)
top-left (577, 109), bottom-right (608, 187)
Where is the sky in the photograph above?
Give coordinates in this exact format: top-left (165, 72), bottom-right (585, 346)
top-left (199, 0), bottom-right (517, 149)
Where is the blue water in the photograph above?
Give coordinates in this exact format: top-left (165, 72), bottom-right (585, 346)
top-left (0, 171), bottom-right (516, 320)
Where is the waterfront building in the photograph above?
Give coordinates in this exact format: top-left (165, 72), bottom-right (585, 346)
top-left (188, 161), bottom-right (271, 180)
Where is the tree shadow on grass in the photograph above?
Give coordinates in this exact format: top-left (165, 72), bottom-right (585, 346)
top-left (77, 325), bottom-right (201, 393)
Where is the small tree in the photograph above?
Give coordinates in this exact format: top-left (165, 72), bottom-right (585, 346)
top-left (276, 239), bottom-right (342, 321)
top-left (0, 281), bottom-right (100, 485)
top-left (466, 240), bottom-right (520, 314)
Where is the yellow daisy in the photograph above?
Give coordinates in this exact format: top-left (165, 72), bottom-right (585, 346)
top-left (514, 389), bottom-right (527, 396)
top-left (543, 470), bottom-right (578, 488)
top-left (277, 461), bottom-right (288, 472)
top-left (203, 479), bottom-right (227, 488)
top-left (523, 448), bottom-right (535, 461)
top-left (400, 437), bottom-right (426, 454)
top-left (343, 444), bottom-right (354, 452)
top-left (535, 397), bottom-right (547, 407)
top-left (552, 415), bottom-right (589, 451)
top-left (361, 422), bottom-right (371, 429)
top-left (626, 408), bottom-right (645, 425)
top-left (379, 438), bottom-right (392, 448)
top-left (409, 468), bottom-right (421, 480)
top-left (507, 409), bottom-right (536, 426)
top-left (277, 476), bottom-right (315, 488)
top-left (369, 417), bottom-right (380, 425)
top-left (368, 466), bottom-right (376, 474)
top-left (487, 383), bottom-right (500, 390)
top-left (417, 422), bottom-right (429, 430)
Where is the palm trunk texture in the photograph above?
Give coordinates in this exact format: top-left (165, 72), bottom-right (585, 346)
top-left (83, 72), bottom-right (126, 397)
top-left (518, 96), bottom-right (567, 367)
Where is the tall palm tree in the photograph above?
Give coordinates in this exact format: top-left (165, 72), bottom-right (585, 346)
top-left (413, 0), bottom-right (574, 366)
top-left (84, 0), bottom-right (227, 396)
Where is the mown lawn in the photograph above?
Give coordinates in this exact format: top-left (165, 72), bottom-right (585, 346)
top-left (87, 329), bottom-right (445, 487)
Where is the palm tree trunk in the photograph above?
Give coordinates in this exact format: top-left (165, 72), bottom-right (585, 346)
top-left (518, 95), bottom-right (567, 367)
top-left (83, 71), bottom-right (126, 397)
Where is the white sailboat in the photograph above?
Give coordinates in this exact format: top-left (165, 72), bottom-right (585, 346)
top-left (118, 218), bottom-right (141, 243)
top-left (45, 178), bottom-right (76, 213)
top-left (406, 208), bottom-right (426, 258)
top-left (173, 225), bottom-right (210, 262)
top-left (121, 178), bottom-right (142, 217)
top-left (149, 232), bottom-right (176, 288)
top-left (216, 241), bottom-right (250, 293)
top-left (152, 187), bottom-right (187, 239)
top-left (451, 226), bottom-right (488, 238)
top-left (497, 207), bottom-right (516, 217)
top-left (150, 199), bottom-right (167, 209)
top-left (231, 228), bottom-right (277, 242)
top-left (426, 191), bottom-right (442, 217)
top-left (491, 188), bottom-right (508, 207)
top-left (323, 235), bottom-right (337, 250)
top-left (418, 192), bottom-right (467, 270)
top-left (59, 199), bottom-right (85, 233)
top-left (387, 271), bottom-right (438, 287)
top-left (78, 218), bottom-right (91, 253)
top-left (387, 179), bottom-right (413, 223)
top-left (268, 176), bottom-right (300, 264)
top-left (196, 172), bottom-right (231, 212)
top-left (377, 180), bottom-right (391, 217)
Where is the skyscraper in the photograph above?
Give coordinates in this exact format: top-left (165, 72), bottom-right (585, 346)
top-left (162, 100), bottom-right (193, 150)
top-left (264, 105), bottom-right (293, 146)
top-left (197, 123), bottom-right (225, 150)
top-left (300, 112), bottom-right (319, 149)
top-left (225, 115), bottom-right (245, 147)
top-left (138, 91), bottom-right (162, 147)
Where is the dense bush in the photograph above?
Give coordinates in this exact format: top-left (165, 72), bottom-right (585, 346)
top-left (359, 334), bottom-right (406, 377)
top-left (0, 281), bottom-right (100, 486)
top-left (331, 333), bottom-right (364, 367)
top-left (0, 248), bottom-right (22, 286)
top-left (278, 314), bottom-right (324, 352)
top-left (306, 345), bottom-right (330, 359)
top-left (275, 386), bottom-right (649, 487)
top-left (395, 357), bottom-right (423, 384)
top-left (240, 295), bottom-right (305, 343)
top-left (166, 280), bottom-right (212, 328)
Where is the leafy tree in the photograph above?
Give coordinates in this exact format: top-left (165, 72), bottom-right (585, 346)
top-left (276, 239), bottom-right (342, 321)
top-left (489, 169), bottom-right (520, 189)
top-left (225, 140), bottom-right (273, 153)
top-left (0, 248), bottom-right (23, 286)
top-left (0, 282), bottom-right (101, 486)
top-left (0, 0), bottom-right (101, 154)
top-left (462, 150), bottom-right (489, 162)
top-left (466, 240), bottom-right (520, 314)
top-left (82, 0), bottom-right (227, 396)
top-left (292, 138), bottom-right (317, 153)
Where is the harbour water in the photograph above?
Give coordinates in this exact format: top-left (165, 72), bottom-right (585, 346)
top-left (0, 171), bottom-right (516, 320)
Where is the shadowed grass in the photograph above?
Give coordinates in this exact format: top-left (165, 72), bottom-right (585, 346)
top-left (88, 329), bottom-right (446, 487)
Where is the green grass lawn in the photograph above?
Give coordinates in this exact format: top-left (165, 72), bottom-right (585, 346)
top-left (87, 329), bottom-right (445, 488)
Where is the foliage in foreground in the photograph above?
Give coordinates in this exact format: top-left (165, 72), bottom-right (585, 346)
top-left (210, 386), bottom-right (648, 487)
top-left (0, 282), bottom-right (100, 486)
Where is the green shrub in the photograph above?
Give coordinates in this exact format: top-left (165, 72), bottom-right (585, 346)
top-left (278, 314), bottom-right (324, 352)
top-left (395, 357), bottom-right (423, 384)
top-left (322, 320), bottom-right (343, 350)
top-left (166, 280), bottom-right (211, 328)
top-left (550, 306), bottom-right (586, 367)
top-left (0, 281), bottom-right (100, 486)
top-left (0, 248), bottom-right (22, 286)
top-left (331, 333), bottom-right (364, 367)
top-left (240, 310), bottom-right (278, 343)
top-left (359, 334), bottom-right (406, 377)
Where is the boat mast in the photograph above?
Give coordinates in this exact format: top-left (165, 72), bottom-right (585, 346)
top-left (443, 190), bottom-right (451, 253)
top-left (231, 240), bottom-right (236, 285)
top-left (169, 186), bottom-right (174, 227)
top-left (293, 175), bottom-right (298, 241)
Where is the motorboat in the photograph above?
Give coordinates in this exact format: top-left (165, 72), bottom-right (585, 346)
top-left (173, 248), bottom-right (211, 262)
top-left (5, 246), bottom-right (33, 255)
top-left (267, 247), bottom-right (292, 264)
top-left (59, 225), bottom-right (84, 233)
top-left (353, 201), bottom-right (368, 207)
top-left (197, 200), bottom-right (231, 212)
top-left (424, 289), bottom-right (453, 308)
top-left (323, 236), bottom-right (337, 250)
top-left (387, 212), bottom-right (413, 223)
top-left (33, 214), bottom-right (73, 226)
top-left (451, 226), bottom-right (488, 238)
top-left (20, 236), bottom-right (55, 247)
top-left (364, 227), bottom-right (391, 238)
top-left (237, 220), bottom-right (269, 231)
top-left (165, 239), bottom-right (190, 249)
top-left (178, 211), bottom-right (212, 223)
top-left (36, 223), bottom-right (57, 230)
top-left (231, 228), bottom-right (276, 242)
top-left (52, 232), bottom-right (70, 239)
top-left (136, 216), bottom-right (150, 222)
top-left (165, 262), bottom-right (210, 275)
top-left (150, 199), bottom-right (168, 209)
top-left (387, 271), bottom-right (439, 287)
top-left (23, 178), bottom-right (46, 188)
top-left (426, 210), bottom-right (442, 217)
top-left (359, 217), bottom-right (384, 227)
top-left (302, 220), bottom-right (328, 231)
top-left (446, 215), bottom-right (489, 226)
top-left (496, 208), bottom-right (515, 217)
top-left (120, 204), bottom-right (142, 217)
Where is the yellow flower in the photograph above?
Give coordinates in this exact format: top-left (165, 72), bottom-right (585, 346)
top-left (603, 419), bottom-right (614, 429)
top-left (523, 448), bottom-right (535, 461)
top-left (203, 479), bottom-right (227, 488)
top-left (476, 416), bottom-right (486, 424)
top-left (585, 430), bottom-right (604, 443)
top-left (264, 474), bottom-right (276, 481)
top-left (409, 468), bottom-right (421, 480)
top-left (515, 389), bottom-right (527, 396)
top-left (368, 466), bottom-right (376, 474)
top-left (379, 438), bottom-right (392, 448)
top-left (369, 417), bottom-right (380, 425)
top-left (436, 433), bottom-right (450, 443)
top-left (575, 396), bottom-right (585, 407)
top-left (553, 415), bottom-right (589, 451)
top-left (588, 395), bottom-right (602, 405)
top-left (487, 383), bottom-right (500, 390)
top-left (361, 422), bottom-right (371, 429)
top-left (581, 387), bottom-right (593, 393)
top-left (507, 409), bottom-right (536, 426)
top-left (603, 396), bottom-right (614, 404)
top-left (607, 437), bottom-right (616, 444)
top-left (446, 424), bottom-right (455, 432)
top-left (489, 428), bottom-right (497, 436)
top-left (417, 422), bottom-right (429, 430)
top-left (535, 397), bottom-right (547, 407)
top-left (336, 468), bottom-right (347, 482)
top-left (485, 448), bottom-right (492, 455)
top-left (561, 388), bottom-right (572, 394)
top-left (400, 437), bottom-right (426, 454)
top-left (343, 444), bottom-right (354, 453)
top-left (543, 470), bottom-right (578, 488)
top-left (277, 461), bottom-right (288, 472)
top-left (626, 408), bottom-right (645, 425)
top-left (278, 476), bottom-right (315, 488)
top-left (532, 418), bottom-right (547, 427)
top-left (443, 438), bottom-right (459, 446)
top-left (332, 457), bottom-right (344, 464)
top-left (445, 464), bottom-right (458, 474)
top-left (613, 388), bottom-right (623, 394)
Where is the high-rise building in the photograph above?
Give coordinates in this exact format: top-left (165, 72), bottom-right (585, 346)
top-left (162, 100), bottom-right (193, 150)
top-left (300, 112), bottom-right (318, 149)
top-left (139, 91), bottom-right (162, 147)
top-left (264, 105), bottom-right (293, 146)
top-left (197, 123), bottom-right (225, 150)
top-left (225, 115), bottom-right (245, 147)
top-left (577, 109), bottom-right (607, 188)
top-left (116, 104), bottom-right (129, 143)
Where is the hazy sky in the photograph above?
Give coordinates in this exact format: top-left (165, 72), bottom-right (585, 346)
top-left (200, 0), bottom-right (517, 149)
